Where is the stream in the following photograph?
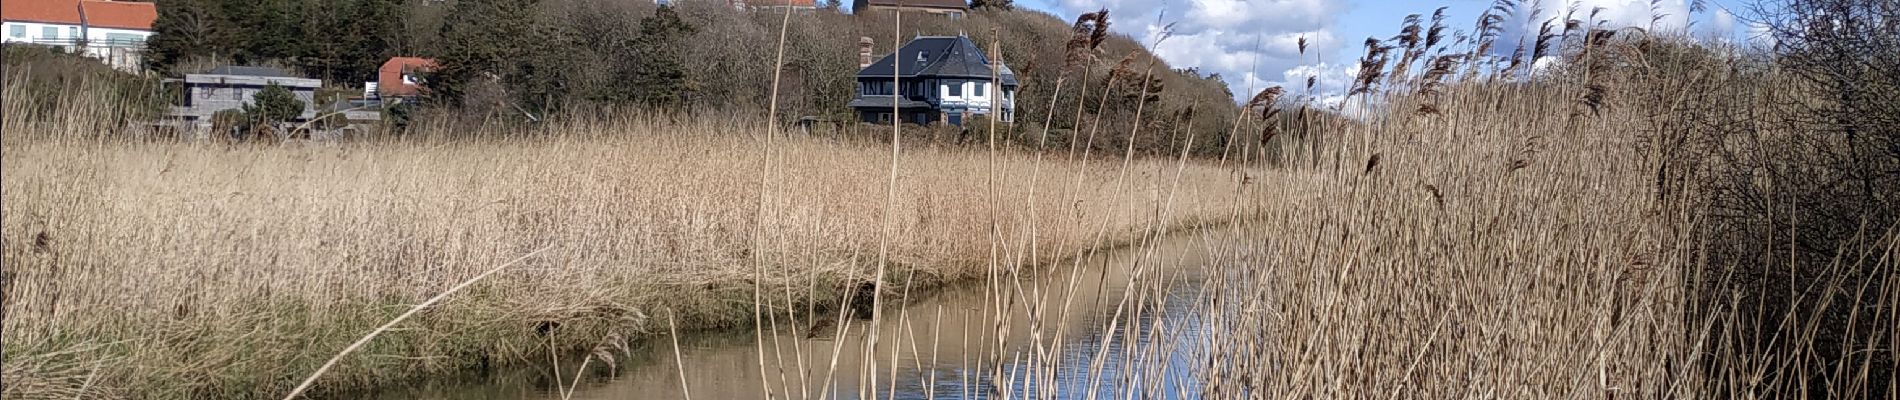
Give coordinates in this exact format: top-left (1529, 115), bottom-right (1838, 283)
top-left (375, 227), bottom-right (1232, 400)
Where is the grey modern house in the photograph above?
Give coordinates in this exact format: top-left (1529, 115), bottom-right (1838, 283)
top-left (165, 66), bottom-right (320, 132)
top-left (849, 35), bottom-right (1017, 127)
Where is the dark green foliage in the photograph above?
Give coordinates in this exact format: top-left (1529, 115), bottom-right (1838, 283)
top-left (143, 0), bottom-right (1239, 153)
top-left (245, 83), bottom-right (305, 125)
top-left (426, 0), bottom-right (539, 110)
top-left (971, 0), bottom-right (1013, 10)
top-left (628, 6), bottom-right (695, 109)
top-left (144, 0), bottom-right (219, 75)
top-left (144, 0), bottom-right (407, 79)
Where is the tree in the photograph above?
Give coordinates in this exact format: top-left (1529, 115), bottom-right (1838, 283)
top-left (971, 0), bottom-right (1013, 11)
top-left (426, 0), bottom-right (540, 106)
top-left (145, 0), bottom-right (222, 74)
top-left (244, 83), bottom-right (305, 126)
top-left (626, 5), bottom-right (695, 108)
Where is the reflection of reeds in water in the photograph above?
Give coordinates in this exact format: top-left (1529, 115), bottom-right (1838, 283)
top-left (706, 3), bottom-right (1898, 400)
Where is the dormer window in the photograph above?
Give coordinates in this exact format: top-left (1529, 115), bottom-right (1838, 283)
top-left (916, 52), bottom-right (927, 63)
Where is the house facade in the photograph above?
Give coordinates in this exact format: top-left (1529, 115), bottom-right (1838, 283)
top-left (730, 0), bottom-right (818, 10)
top-left (167, 66), bottom-right (321, 133)
top-left (849, 35), bottom-right (1016, 127)
top-left (0, 0), bottom-right (156, 72)
top-left (854, 0), bottom-right (968, 18)
top-left (372, 56), bottom-right (436, 101)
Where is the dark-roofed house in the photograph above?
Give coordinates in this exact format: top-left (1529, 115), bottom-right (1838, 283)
top-left (849, 35), bottom-right (1017, 127)
top-left (853, 0), bottom-right (968, 18)
top-left (166, 65), bottom-right (321, 134)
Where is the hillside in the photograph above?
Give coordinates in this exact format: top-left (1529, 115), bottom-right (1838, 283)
top-left (143, 0), bottom-right (1242, 156)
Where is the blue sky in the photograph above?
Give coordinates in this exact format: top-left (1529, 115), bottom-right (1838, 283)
top-left (998, 0), bottom-right (1758, 101)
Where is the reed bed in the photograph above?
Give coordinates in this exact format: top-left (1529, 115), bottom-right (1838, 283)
top-left (0, 116), bottom-right (1254, 398)
top-left (5, 1), bottom-right (1897, 399)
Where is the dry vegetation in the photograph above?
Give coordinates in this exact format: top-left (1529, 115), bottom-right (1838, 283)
top-left (3, 1), bottom-right (1897, 399)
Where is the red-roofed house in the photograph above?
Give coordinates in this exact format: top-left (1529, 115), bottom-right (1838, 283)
top-left (374, 57), bottom-right (436, 100)
top-left (854, 0), bottom-right (967, 18)
top-left (1, 0), bottom-right (157, 71)
top-left (731, 0), bottom-right (818, 10)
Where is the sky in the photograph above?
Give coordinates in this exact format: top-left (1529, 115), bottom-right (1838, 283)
top-left (1002, 0), bottom-right (1759, 102)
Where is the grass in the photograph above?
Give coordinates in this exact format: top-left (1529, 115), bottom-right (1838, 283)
top-left (0, 115), bottom-right (1256, 398)
top-left (4, 2), bottom-right (1897, 399)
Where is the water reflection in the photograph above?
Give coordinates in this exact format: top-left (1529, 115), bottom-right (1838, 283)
top-left (382, 227), bottom-right (1230, 400)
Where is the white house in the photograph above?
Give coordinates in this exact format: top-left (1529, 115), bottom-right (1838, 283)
top-left (847, 35), bottom-right (1018, 127)
top-left (1, 0), bottom-right (157, 72)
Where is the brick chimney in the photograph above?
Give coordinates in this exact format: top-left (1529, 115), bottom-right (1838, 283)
top-left (859, 37), bottom-right (875, 69)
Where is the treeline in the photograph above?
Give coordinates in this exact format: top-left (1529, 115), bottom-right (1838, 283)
top-left (140, 0), bottom-right (1245, 157)
top-left (144, 0), bottom-right (409, 83)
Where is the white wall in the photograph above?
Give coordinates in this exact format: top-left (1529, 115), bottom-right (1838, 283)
top-left (2, 21), bottom-right (151, 72)
top-left (938, 79), bottom-right (1012, 115)
top-left (2, 21), bottom-right (82, 43)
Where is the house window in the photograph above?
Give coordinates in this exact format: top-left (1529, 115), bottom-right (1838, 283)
top-left (947, 11), bottom-right (964, 19)
top-left (946, 83), bottom-right (961, 97)
top-left (42, 26), bottom-right (57, 39)
top-left (68, 27), bottom-right (78, 39)
top-left (8, 25), bottom-right (23, 38)
top-left (975, 83), bottom-right (986, 97)
top-left (105, 33), bottom-right (142, 45)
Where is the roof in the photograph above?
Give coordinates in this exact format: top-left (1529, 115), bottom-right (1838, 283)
top-left (380, 57), bottom-right (437, 72)
top-left (847, 95), bottom-right (934, 109)
top-left (203, 65), bottom-right (296, 77)
top-left (0, 0), bottom-right (155, 30)
top-left (1, 0), bottom-right (79, 25)
top-left (745, 0), bottom-right (817, 7)
top-left (857, 36), bottom-right (1018, 85)
top-left (378, 57), bottom-right (437, 97)
top-left (79, 1), bottom-right (155, 30)
top-left (862, 0), bottom-right (967, 9)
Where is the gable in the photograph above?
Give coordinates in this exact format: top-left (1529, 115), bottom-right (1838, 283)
top-left (857, 36), bottom-right (1016, 85)
top-left (78, 1), bottom-right (156, 30)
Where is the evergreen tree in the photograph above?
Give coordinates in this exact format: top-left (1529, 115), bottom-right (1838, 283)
top-left (627, 5), bottom-right (694, 108)
top-left (145, 0), bottom-right (222, 74)
top-left (970, 0), bottom-right (1013, 10)
top-left (218, 0), bottom-right (304, 63)
top-left (427, 0), bottom-right (539, 105)
top-left (244, 83), bottom-right (305, 125)
top-left (347, 0), bottom-right (406, 82)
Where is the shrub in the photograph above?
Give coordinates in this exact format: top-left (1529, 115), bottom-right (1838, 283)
top-left (244, 83), bottom-right (305, 126)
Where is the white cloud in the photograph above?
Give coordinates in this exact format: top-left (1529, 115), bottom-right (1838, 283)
top-left (1746, 21), bottom-right (1776, 49)
top-left (1049, 0), bottom-right (1350, 102)
top-left (1536, 0), bottom-right (1690, 31)
top-left (1496, 0), bottom-right (1694, 54)
top-left (1699, 7), bottom-right (1737, 42)
top-left (1281, 62), bottom-right (1354, 98)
